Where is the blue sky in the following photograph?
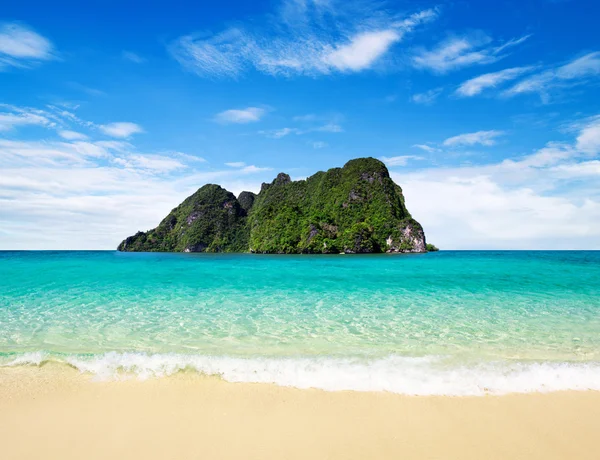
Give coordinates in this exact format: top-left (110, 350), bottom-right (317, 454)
top-left (1, 0), bottom-right (599, 249)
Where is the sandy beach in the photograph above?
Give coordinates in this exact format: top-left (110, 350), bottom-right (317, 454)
top-left (1, 365), bottom-right (598, 460)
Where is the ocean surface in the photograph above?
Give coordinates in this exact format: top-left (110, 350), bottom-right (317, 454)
top-left (1, 250), bottom-right (599, 395)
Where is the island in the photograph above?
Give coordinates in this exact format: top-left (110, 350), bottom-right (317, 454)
top-left (118, 157), bottom-right (436, 254)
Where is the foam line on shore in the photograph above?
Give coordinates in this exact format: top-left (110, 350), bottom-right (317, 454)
top-left (3, 351), bottom-right (600, 396)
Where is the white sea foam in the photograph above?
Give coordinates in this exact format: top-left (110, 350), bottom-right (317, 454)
top-left (4, 352), bottom-right (600, 396)
top-left (5, 351), bottom-right (48, 366)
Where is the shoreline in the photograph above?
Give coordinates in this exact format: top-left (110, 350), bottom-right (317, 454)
top-left (1, 367), bottom-right (599, 460)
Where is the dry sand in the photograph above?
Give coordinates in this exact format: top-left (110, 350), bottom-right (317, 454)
top-left (0, 365), bottom-right (598, 460)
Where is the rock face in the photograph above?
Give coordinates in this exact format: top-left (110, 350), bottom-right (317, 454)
top-left (118, 157), bottom-right (430, 254)
top-left (117, 184), bottom-right (249, 253)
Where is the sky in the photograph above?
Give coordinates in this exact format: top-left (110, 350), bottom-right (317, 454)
top-left (1, 0), bottom-right (599, 250)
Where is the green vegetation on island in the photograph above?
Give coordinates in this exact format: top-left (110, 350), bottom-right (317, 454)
top-left (118, 157), bottom-right (435, 254)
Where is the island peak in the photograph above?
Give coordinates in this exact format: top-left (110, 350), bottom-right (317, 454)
top-left (118, 157), bottom-right (433, 254)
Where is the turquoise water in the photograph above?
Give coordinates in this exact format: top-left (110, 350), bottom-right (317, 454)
top-left (1, 251), bottom-right (599, 395)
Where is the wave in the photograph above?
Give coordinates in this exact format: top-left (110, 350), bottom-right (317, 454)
top-left (3, 351), bottom-right (600, 396)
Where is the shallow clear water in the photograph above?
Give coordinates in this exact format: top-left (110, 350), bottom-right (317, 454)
top-left (1, 251), bottom-right (599, 395)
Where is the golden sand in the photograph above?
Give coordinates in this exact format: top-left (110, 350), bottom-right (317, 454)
top-left (1, 366), bottom-right (598, 460)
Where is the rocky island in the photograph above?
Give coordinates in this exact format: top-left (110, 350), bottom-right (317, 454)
top-left (118, 157), bottom-right (435, 254)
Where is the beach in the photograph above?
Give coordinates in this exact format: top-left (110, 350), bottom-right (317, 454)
top-left (1, 251), bottom-right (599, 458)
top-left (1, 365), bottom-right (599, 460)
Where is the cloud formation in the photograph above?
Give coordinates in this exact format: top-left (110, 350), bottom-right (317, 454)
top-left (413, 144), bottom-right (440, 153)
top-left (575, 115), bottom-right (600, 154)
top-left (394, 116), bottom-right (600, 249)
top-left (0, 104), bottom-right (273, 249)
top-left (380, 155), bottom-right (423, 166)
top-left (58, 130), bottom-right (88, 140)
top-left (412, 33), bottom-right (530, 74)
top-left (215, 107), bottom-right (266, 124)
top-left (0, 22), bottom-right (55, 70)
top-left (169, 1), bottom-right (437, 77)
top-left (504, 51), bottom-right (600, 101)
top-left (443, 130), bottom-right (505, 147)
top-left (411, 88), bottom-right (443, 104)
top-left (99, 122), bottom-right (144, 138)
top-left (456, 66), bottom-right (535, 97)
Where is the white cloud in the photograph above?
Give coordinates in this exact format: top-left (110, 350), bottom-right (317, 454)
top-left (455, 66), bottom-right (535, 97)
top-left (58, 130), bottom-right (88, 140)
top-left (99, 122), bottom-right (144, 138)
top-left (323, 29), bottom-right (400, 72)
top-left (443, 130), bottom-right (505, 147)
top-left (0, 139), bottom-right (108, 167)
top-left (215, 107), bottom-right (266, 124)
top-left (315, 122), bottom-right (343, 132)
top-left (0, 22), bottom-right (55, 69)
top-left (0, 111), bottom-right (275, 249)
top-left (393, 116), bottom-right (600, 249)
top-left (575, 116), bottom-right (600, 154)
top-left (398, 174), bottom-right (600, 249)
top-left (259, 118), bottom-right (343, 138)
top-left (380, 155), bottom-right (423, 167)
top-left (239, 165), bottom-right (273, 173)
top-left (413, 144), bottom-right (439, 153)
top-left (259, 127), bottom-right (300, 138)
top-left (411, 88), bottom-right (443, 104)
top-left (0, 104), bottom-right (98, 140)
top-left (169, 2), bottom-right (437, 77)
top-left (225, 162), bottom-right (246, 167)
top-left (504, 52), bottom-right (600, 100)
top-left (112, 154), bottom-right (186, 173)
top-left (122, 51), bottom-right (146, 63)
top-left (0, 111), bottom-right (51, 131)
top-left (412, 33), bottom-right (530, 74)
top-left (170, 151), bottom-right (206, 163)
top-left (311, 141), bottom-right (327, 149)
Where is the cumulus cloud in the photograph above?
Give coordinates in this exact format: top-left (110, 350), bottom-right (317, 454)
top-left (504, 51), bottom-right (600, 101)
top-left (169, 1), bottom-right (437, 77)
top-left (393, 116), bottom-right (600, 249)
top-left (443, 130), bottom-right (505, 147)
top-left (0, 106), bottom-right (274, 249)
top-left (455, 66), bottom-right (535, 97)
top-left (412, 33), bottom-right (530, 74)
top-left (215, 107), bottom-right (266, 124)
top-left (575, 115), bottom-right (600, 154)
top-left (99, 122), bottom-right (144, 138)
top-left (0, 22), bottom-right (55, 70)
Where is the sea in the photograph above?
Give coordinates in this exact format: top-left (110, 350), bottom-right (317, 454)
top-left (1, 250), bottom-right (599, 396)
